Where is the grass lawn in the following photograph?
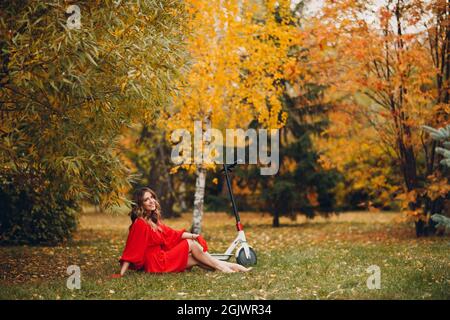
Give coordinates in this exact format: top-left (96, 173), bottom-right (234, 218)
top-left (1, 210), bottom-right (449, 300)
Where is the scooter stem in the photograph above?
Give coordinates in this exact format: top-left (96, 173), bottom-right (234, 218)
top-left (223, 163), bottom-right (242, 231)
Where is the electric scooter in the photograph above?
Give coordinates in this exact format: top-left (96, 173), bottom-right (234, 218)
top-left (210, 160), bottom-right (257, 266)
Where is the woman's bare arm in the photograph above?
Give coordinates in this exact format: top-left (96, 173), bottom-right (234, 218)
top-left (182, 232), bottom-right (199, 240)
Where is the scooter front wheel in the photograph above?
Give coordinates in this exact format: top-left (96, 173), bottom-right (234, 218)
top-left (236, 247), bottom-right (257, 266)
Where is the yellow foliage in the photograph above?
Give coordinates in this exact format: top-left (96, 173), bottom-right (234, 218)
top-left (164, 0), bottom-right (298, 173)
top-left (425, 174), bottom-right (450, 201)
top-left (301, 0), bottom-right (450, 213)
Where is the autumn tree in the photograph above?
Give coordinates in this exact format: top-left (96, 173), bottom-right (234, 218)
top-left (303, 0), bottom-right (449, 236)
top-left (166, 0), bottom-right (300, 233)
top-left (251, 1), bottom-right (341, 226)
top-left (0, 0), bottom-right (187, 243)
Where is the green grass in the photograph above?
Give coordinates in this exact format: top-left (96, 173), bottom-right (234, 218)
top-left (1, 211), bottom-right (449, 300)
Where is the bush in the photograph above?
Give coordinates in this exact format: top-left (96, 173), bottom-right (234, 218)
top-left (0, 185), bottom-right (78, 245)
top-left (0, 1), bottom-right (188, 244)
top-left (262, 180), bottom-right (298, 218)
top-left (205, 194), bottom-right (229, 212)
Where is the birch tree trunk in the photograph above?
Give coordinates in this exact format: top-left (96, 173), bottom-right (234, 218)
top-left (191, 165), bottom-right (207, 234)
top-left (191, 0), bottom-right (232, 233)
top-left (191, 117), bottom-right (211, 234)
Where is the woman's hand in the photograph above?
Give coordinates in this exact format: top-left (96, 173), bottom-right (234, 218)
top-left (191, 233), bottom-right (200, 240)
top-left (117, 261), bottom-right (129, 278)
top-left (111, 273), bottom-right (122, 279)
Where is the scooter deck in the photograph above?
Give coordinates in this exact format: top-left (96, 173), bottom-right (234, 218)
top-left (210, 253), bottom-right (233, 261)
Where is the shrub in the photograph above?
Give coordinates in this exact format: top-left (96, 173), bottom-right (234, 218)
top-left (0, 184), bottom-right (78, 245)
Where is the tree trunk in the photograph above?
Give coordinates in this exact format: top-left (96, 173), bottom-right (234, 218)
top-left (417, 0), bottom-right (450, 235)
top-left (191, 165), bottom-right (206, 234)
top-left (190, 117), bottom-right (211, 234)
top-left (272, 211), bottom-right (280, 227)
top-left (179, 182), bottom-right (188, 212)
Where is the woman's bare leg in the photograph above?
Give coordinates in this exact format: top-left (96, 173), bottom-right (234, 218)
top-left (222, 261), bottom-right (253, 272)
top-left (188, 240), bottom-right (232, 272)
top-left (189, 254), bottom-right (248, 272)
top-left (186, 254), bottom-right (198, 270)
top-left (187, 240), bottom-right (234, 273)
top-left (202, 252), bottom-right (252, 272)
top-left (191, 241), bottom-right (252, 272)
top-left (186, 254), bottom-right (215, 271)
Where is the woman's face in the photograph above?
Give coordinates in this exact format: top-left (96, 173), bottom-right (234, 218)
top-left (142, 191), bottom-right (156, 212)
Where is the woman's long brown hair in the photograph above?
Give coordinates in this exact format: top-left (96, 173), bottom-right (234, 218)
top-left (129, 187), bottom-right (163, 231)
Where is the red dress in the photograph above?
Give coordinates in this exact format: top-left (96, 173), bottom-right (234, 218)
top-left (119, 218), bottom-right (190, 273)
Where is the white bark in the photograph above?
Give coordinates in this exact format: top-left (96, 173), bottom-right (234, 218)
top-left (191, 165), bottom-right (206, 234)
top-left (191, 117), bottom-right (211, 234)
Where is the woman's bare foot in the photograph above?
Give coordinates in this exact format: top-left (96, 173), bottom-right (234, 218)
top-left (223, 261), bottom-right (252, 272)
top-left (216, 264), bottom-right (235, 273)
top-left (221, 267), bottom-right (236, 273)
top-left (236, 264), bottom-right (252, 272)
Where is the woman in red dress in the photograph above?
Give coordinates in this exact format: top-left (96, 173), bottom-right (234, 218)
top-left (114, 187), bottom-right (252, 277)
